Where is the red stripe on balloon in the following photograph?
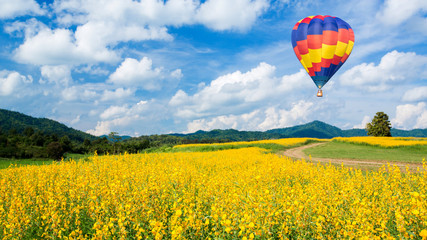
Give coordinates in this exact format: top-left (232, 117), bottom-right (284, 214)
top-left (313, 15), bottom-right (325, 20)
top-left (332, 55), bottom-right (342, 65)
top-left (321, 58), bottom-right (332, 68)
top-left (308, 68), bottom-right (315, 77)
top-left (341, 53), bottom-right (349, 63)
top-left (312, 62), bottom-right (321, 72)
top-left (301, 17), bottom-right (312, 24)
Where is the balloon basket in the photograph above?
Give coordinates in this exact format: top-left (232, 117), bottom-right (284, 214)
top-left (317, 89), bottom-right (323, 97)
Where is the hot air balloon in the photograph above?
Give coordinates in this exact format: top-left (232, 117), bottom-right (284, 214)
top-left (291, 15), bottom-right (355, 97)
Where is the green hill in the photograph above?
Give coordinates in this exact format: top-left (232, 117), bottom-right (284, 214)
top-left (0, 109), bottom-right (97, 142)
top-left (266, 120), bottom-right (343, 138)
top-left (169, 121), bottom-right (427, 140)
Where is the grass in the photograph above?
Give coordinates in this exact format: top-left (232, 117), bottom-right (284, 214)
top-left (303, 141), bottom-right (427, 163)
top-left (0, 158), bottom-right (55, 170)
top-left (0, 153), bottom-right (91, 170)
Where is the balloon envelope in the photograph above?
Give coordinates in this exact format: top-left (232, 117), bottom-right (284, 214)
top-left (291, 15), bottom-right (355, 89)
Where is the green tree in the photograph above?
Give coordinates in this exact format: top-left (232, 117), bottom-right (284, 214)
top-left (46, 142), bottom-right (65, 160)
top-left (366, 112), bottom-right (392, 137)
top-left (108, 132), bottom-right (121, 154)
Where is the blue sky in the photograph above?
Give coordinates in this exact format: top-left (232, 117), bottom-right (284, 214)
top-left (0, 0), bottom-right (426, 136)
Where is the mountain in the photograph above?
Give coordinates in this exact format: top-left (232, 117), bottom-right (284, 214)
top-left (169, 121), bottom-right (427, 140)
top-left (171, 129), bottom-right (284, 142)
top-left (266, 120), bottom-right (343, 138)
top-left (0, 109), bottom-right (97, 142)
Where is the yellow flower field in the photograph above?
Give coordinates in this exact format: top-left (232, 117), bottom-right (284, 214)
top-left (0, 147), bottom-right (426, 239)
top-left (334, 137), bottom-right (427, 147)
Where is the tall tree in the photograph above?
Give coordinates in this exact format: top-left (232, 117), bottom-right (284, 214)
top-left (366, 112), bottom-right (392, 137)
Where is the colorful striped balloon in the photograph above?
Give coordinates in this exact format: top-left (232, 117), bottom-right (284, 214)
top-left (291, 15), bottom-right (355, 96)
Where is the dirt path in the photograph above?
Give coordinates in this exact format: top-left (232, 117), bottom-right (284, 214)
top-left (281, 142), bottom-right (424, 172)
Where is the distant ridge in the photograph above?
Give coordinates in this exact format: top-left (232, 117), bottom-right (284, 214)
top-left (170, 120), bottom-right (427, 141)
top-left (1, 108), bottom-right (426, 142)
top-left (0, 109), bottom-right (97, 142)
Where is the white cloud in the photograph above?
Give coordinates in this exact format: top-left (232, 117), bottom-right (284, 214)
top-left (392, 102), bottom-right (427, 129)
top-left (61, 86), bottom-right (98, 101)
top-left (100, 105), bottom-right (129, 120)
top-left (196, 0), bottom-right (269, 32)
top-left (70, 115), bottom-right (81, 125)
top-left (11, 0), bottom-right (270, 67)
top-left (340, 51), bottom-right (427, 92)
top-left (353, 115), bottom-right (371, 129)
top-left (108, 57), bottom-right (182, 90)
top-left (169, 62), bottom-right (311, 119)
top-left (87, 100), bottom-right (149, 135)
top-left (258, 101), bottom-right (315, 130)
top-left (40, 65), bottom-right (72, 86)
top-left (402, 86), bottom-right (427, 102)
top-left (53, 0), bottom-right (266, 31)
top-left (0, 70), bottom-right (33, 96)
top-left (185, 100), bottom-right (316, 133)
top-left (100, 88), bottom-right (135, 101)
top-left (377, 0), bottom-right (427, 26)
top-left (75, 65), bottom-right (109, 75)
top-left (14, 27), bottom-right (120, 65)
top-left (0, 0), bottom-right (43, 19)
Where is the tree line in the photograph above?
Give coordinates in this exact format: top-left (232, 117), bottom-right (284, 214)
top-left (0, 127), bottom-right (226, 160)
top-left (0, 127), bottom-right (152, 160)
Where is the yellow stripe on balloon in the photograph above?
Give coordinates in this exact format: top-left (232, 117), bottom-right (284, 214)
top-left (346, 41), bottom-right (354, 55)
top-left (300, 59), bottom-right (309, 73)
top-left (334, 41), bottom-right (348, 57)
top-left (321, 44), bottom-right (336, 59)
top-left (301, 54), bottom-right (313, 68)
top-left (308, 48), bottom-right (322, 63)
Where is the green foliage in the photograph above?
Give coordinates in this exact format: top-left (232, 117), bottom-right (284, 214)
top-left (366, 112), bottom-right (392, 137)
top-left (46, 142), bottom-right (65, 160)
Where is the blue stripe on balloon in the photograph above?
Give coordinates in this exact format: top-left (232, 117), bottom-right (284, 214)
top-left (311, 76), bottom-right (330, 89)
top-left (291, 30), bottom-right (298, 48)
top-left (307, 18), bottom-right (323, 35)
top-left (295, 23), bottom-right (308, 41)
top-left (335, 17), bottom-right (350, 29)
top-left (322, 17), bottom-right (338, 31)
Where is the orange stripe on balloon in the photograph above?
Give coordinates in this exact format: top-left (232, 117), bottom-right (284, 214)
top-left (322, 30), bottom-right (338, 45)
top-left (337, 28), bottom-right (349, 43)
top-left (297, 40), bottom-right (309, 55)
top-left (307, 35), bottom-right (322, 49)
top-left (348, 28), bottom-right (355, 42)
top-left (293, 46), bottom-right (302, 60)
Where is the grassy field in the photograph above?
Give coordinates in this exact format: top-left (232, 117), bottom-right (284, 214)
top-left (303, 141), bottom-right (427, 163)
top-left (0, 158), bottom-right (55, 169)
top-left (0, 153), bottom-right (90, 170)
